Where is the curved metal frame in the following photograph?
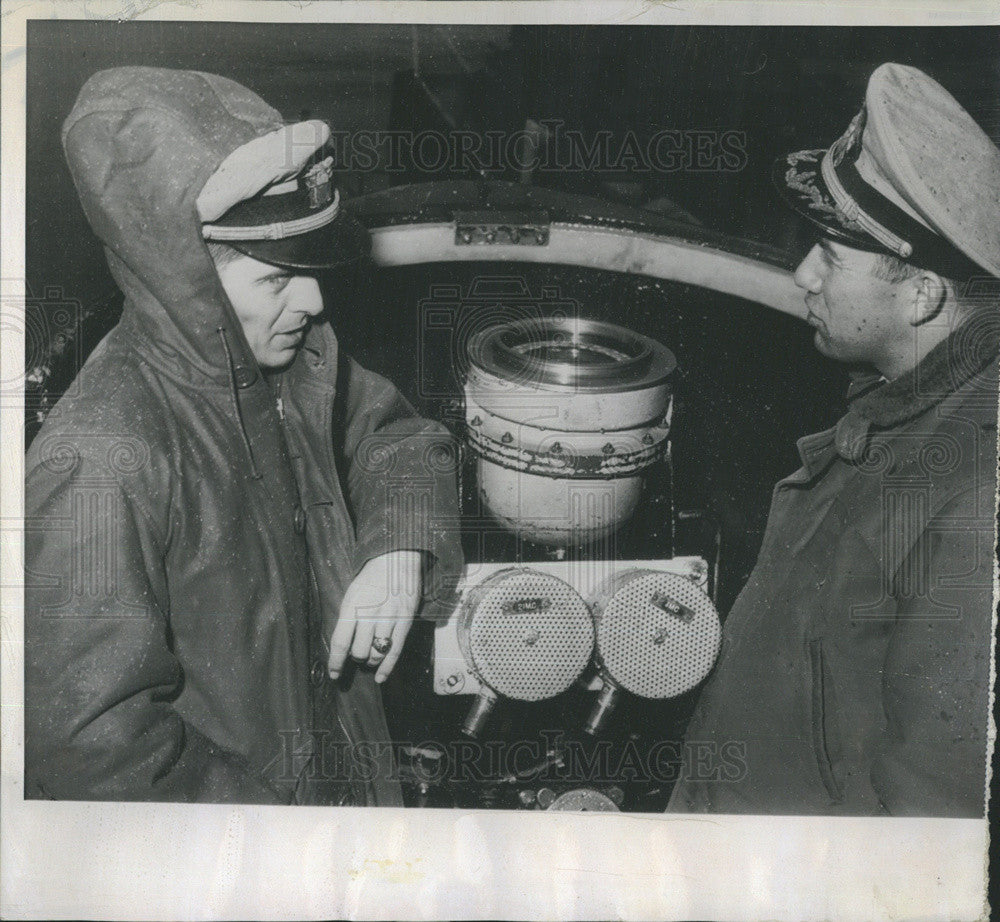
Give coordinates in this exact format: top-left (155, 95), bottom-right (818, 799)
top-left (350, 180), bottom-right (807, 320)
top-left (367, 221), bottom-right (806, 319)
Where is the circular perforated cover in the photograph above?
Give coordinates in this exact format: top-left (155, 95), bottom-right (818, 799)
top-left (546, 789), bottom-right (620, 812)
top-left (593, 570), bottom-right (721, 699)
top-left (459, 569), bottom-right (595, 701)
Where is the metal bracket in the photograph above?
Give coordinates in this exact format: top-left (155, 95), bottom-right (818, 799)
top-left (454, 211), bottom-right (550, 246)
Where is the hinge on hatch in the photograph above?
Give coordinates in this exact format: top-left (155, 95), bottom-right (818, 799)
top-left (454, 211), bottom-right (550, 246)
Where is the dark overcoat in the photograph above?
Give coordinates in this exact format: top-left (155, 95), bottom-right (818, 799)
top-left (669, 329), bottom-right (998, 816)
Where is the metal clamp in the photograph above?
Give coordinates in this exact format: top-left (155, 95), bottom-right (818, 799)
top-left (455, 210), bottom-right (550, 246)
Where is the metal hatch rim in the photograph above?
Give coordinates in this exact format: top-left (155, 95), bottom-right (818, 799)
top-left (363, 220), bottom-right (807, 319)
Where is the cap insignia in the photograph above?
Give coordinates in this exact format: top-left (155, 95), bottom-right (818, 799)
top-left (785, 150), bottom-right (863, 231)
top-left (829, 105), bottom-right (867, 168)
top-left (304, 157), bottom-right (334, 210)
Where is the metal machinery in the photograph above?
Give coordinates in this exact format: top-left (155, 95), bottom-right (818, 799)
top-left (336, 181), bottom-right (815, 810)
top-left (464, 317), bottom-right (675, 546)
top-left (427, 311), bottom-right (722, 809)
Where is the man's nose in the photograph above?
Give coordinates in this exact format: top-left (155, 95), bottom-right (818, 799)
top-left (793, 245), bottom-right (824, 293)
top-left (292, 276), bottom-right (324, 316)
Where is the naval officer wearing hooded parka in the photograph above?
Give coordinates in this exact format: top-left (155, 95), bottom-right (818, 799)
top-left (668, 64), bottom-right (1000, 818)
top-left (24, 67), bottom-right (462, 805)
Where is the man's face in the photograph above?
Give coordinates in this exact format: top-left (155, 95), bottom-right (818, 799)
top-left (793, 237), bottom-right (910, 372)
top-left (215, 253), bottom-right (324, 369)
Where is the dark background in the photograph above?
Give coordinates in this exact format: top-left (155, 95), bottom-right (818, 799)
top-left (25, 22), bottom-right (1000, 335)
top-left (23, 22), bottom-right (1000, 816)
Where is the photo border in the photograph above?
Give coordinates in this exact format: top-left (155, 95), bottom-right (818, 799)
top-left (2, 2), bottom-right (997, 919)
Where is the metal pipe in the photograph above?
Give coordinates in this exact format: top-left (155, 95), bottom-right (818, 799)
top-left (462, 688), bottom-right (498, 738)
top-left (583, 679), bottom-right (620, 736)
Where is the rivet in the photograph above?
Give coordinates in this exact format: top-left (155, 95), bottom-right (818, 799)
top-left (470, 415), bottom-right (482, 427)
top-left (642, 433), bottom-right (654, 445)
top-left (501, 432), bottom-right (514, 444)
top-left (602, 442), bottom-right (615, 455)
top-left (550, 441), bottom-right (562, 453)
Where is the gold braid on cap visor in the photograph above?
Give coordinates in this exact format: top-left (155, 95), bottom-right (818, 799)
top-left (820, 132), bottom-right (914, 259)
top-left (202, 188), bottom-right (341, 242)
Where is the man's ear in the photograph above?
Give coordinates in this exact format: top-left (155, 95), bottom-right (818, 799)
top-left (909, 270), bottom-right (949, 326)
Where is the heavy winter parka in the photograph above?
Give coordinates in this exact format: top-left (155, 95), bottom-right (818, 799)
top-left (24, 68), bottom-right (461, 805)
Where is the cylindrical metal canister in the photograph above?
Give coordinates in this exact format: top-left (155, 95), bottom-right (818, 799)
top-left (456, 568), bottom-right (595, 704)
top-left (464, 317), bottom-right (675, 546)
top-left (590, 569), bottom-right (721, 700)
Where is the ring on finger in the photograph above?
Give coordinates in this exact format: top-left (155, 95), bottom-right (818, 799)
top-left (371, 636), bottom-right (393, 656)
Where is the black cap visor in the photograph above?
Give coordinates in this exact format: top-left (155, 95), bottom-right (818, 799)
top-left (205, 173), bottom-right (372, 270)
top-left (225, 209), bottom-right (371, 271)
top-left (773, 149), bottom-right (985, 278)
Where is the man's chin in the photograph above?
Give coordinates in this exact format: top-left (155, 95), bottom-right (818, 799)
top-left (812, 329), bottom-right (835, 358)
top-left (259, 348), bottom-right (298, 372)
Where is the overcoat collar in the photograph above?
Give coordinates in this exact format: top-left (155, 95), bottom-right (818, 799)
top-left (834, 316), bottom-right (1000, 462)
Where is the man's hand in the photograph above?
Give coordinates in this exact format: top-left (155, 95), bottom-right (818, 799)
top-left (328, 550), bottom-right (423, 684)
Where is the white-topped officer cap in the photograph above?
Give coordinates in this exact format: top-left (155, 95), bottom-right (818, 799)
top-left (775, 63), bottom-right (1000, 279)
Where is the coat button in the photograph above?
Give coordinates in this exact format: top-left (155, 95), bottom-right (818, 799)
top-left (233, 364), bottom-right (257, 388)
top-left (310, 659), bottom-right (326, 687)
top-left (293, 505), bottom-right (306, 533)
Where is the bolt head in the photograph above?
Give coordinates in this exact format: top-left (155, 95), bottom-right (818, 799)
top-left (536, 787), bottom-right (556, 809)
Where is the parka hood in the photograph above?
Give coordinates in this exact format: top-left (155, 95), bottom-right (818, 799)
top-left (62, 67), bottom-right (285, 384)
